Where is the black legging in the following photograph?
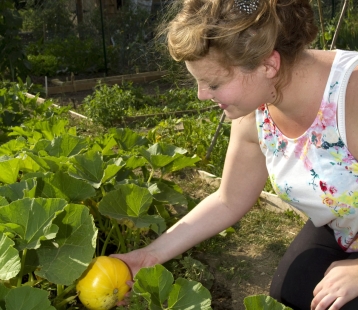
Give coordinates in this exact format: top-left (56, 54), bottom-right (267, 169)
top-left (270, 220), bottom-right (358, 310)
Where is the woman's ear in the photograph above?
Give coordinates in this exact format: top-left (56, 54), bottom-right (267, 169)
top-left (263, 50), bottom-right (280, 79)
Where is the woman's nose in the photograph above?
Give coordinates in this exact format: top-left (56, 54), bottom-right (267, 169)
top-left (197, 87), bottom-right (212, 101)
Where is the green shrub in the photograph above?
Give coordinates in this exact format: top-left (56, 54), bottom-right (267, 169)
top-left (28, 54), bottom-right (58, 77)
top-left (0, 78), bottom-right (54, 132)
top-left (83, 83), bottom-right (149, 127)
top-left (26, 36), bottom-right (103, 74)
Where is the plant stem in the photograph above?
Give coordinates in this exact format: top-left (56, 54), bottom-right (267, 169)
top-left (316, 0), bottom-right (326, 49)
top-left (17, 249), bottom-right (28, 287)
top-left (57, 284), bottom-right (64, 297)
top-left (101, 223), bottom-right (115, 256)
top-left (113, 219), bottom-right (127, 253)
top-left (147, 167), bottom-right (154, 184)
top-left (52, 283), bottom-right (77, 304)
top-left (89, 202), bottom-right (105, 232)
top-left (331, 0), bottom-right (349, 50)
top-left (54, 294), bottom-right (78, 310)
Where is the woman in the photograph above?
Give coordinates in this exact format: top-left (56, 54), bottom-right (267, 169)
top-left (112, 0), bottom-right (358, 308)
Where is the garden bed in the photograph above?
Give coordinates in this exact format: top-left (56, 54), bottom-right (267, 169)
top-left (22, 77), bottom-right (305, 309)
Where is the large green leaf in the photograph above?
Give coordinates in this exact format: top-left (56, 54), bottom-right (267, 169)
top-left (98, 183), bottom-right (166, 233)
top-left (140, 143), bottom-right (187, 170)
top-left (244, 295), bottom-right (293, 310)
top-left (0, 233), bottom-right (21, 280)
top-left (123, 155), bottom-right (147, 169)
top-left (149, 183), bottom-right (187, 206)
top-left (134, 265), bottom-right (212, 310)
top-left (162, 155), bottom-right (201, 174)
top-left (18, 152), bottom-right (42, 173)
top-left (33, 134), bottom-right (87, 157)
top-left (68, 151), bottom-right (125, 188)
top-left (5, 286), bottom-right (55, 310)
top-left (0, 197), bottom-right (67, 251)
top-left (134, 265), bottom-right (173, 310)
top-left (0, 157), bottom-right (20, 184)
top-left (168, 278), bottom-right (212, 309)
top-left (23, 153), bottom-right (66, 173)
top-left (0, 282), bottom-right (10, 310)
top-left (0, 197), bottom-right (8, 206)
top-left (35, 171), bottom-right (96, 203)
top-left (0, 178), bottom-right (36, 203)
top-left (68, 150), bottom-right (112, 188)
top-left (0, 137), bottom-right (26, 156)
top-left (92, 133), bottom-right (117, 156)
top-left (35, 203), bottom-right (97, 285)
top-left (102, 157), bottom-right (126, 184)
top-left (110, 128), bottom-right (149, 151)
top-left (32, 118), bottom-right (69, 141)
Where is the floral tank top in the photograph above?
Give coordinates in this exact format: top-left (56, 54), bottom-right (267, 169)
top-left (256, 50), bottom-right (358, 252)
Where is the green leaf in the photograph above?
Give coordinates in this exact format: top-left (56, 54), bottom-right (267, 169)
top-left (134, 265), bottom-right (174, 309)
top-left (32, 118), bottom-right (68, 141)
top-left (149, 183), bottom-right (187, 206)
top-left (133, 265), bottom-right (212, 310)
top-left (0, 198), bottom-right (67, 251)
top-left (0, 157), bottom-right (20, 184)
top-left (23, 153), bottom-right (65, 173)
top-left (5, 286), bottom-right (56, 310)
top-left (68, 150), bottom-right (105, 188)
top-left (244, 295), bottom-right (293, 310)
top-left (0, 197), bottom-right (8, 206)
top-left (124, 155), bottom-right (147, 169)
top-left (140, 143), bottom-right (187, 170)
top-left (69, 152), bottom-right (125, 187)
top-left (0, 178), bottom-right (37, 203)
top-left (110, 128), bottom-right (149, 151)
top-left (168, 278), bottom-right (212, 309)
top-left (162, 155), bottom-right (201, 175)
top-left (33, 134), bottom-right (87, 157)
top-left (0, 282), bottom-right (10, 310)
top-left (35, 203), bottom-right (97, 285)
top-left (36, 171), bottom-right (96, 203)
top-left (0, 137), bottom-right (26, 156)
top-left (102, 158), bottom-right (126, 184)
top-left (98, 184), bottom-right (166, 233)
top-left (92, 134), bottom-right (117, 156)
top-left (0, 233), bottom-right (21, 280)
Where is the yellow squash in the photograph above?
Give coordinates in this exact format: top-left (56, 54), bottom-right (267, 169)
top-left (76, 256), bottom-right (132, 310)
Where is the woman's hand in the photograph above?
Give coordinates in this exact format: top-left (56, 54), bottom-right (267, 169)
top-left (110, 248), bottom-right (160, 306)
top-left (311, 258), bottom-right (358, 310)
top-left (110, 248), bottom-right (160, 278)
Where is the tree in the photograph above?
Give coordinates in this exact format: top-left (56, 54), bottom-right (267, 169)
top-left (0, 0), bottom-right (29, 80)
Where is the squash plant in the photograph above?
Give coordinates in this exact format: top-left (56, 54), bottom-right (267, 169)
top-left (0, 85), bottom-right (291, 309)
top-left (0, 111), bottom-right (215, 309)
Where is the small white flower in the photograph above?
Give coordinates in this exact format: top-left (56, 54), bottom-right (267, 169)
top-left (323, 126), bottom-right (339, 144)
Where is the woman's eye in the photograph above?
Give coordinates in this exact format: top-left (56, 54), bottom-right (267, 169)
top-left (208, 85), bottom-right (218, 90)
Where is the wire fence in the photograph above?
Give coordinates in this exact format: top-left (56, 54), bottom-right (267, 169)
top-left (18, 0), bottom-right (358, 80)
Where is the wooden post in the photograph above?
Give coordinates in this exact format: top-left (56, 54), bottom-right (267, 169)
top-left (76, 0), bottom-right (84, 24)
top-left (330, 0), bottom-right (349, 50)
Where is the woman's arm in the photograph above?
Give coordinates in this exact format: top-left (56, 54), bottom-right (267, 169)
top-left (112, 113), bottom-right (268, 274)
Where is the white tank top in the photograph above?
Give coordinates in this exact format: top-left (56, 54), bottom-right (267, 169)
top-left (256, 49), bottom-right (358, 252)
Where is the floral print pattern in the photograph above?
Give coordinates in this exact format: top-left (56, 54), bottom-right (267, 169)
top-left (256, 50), bottom-right (358, 252)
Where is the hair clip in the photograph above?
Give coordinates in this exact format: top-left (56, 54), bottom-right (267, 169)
top-left (234, 0), bottom-right (259, 14)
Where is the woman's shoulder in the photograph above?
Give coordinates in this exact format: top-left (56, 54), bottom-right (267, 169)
top-left (230, 111), bottom-right (260, 145)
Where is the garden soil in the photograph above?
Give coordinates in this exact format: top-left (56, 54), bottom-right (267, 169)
top-left (40, 77), bottom-right (303, 310)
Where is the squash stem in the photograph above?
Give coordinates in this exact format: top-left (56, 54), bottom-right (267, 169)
top-left (147, 168), bottom-right (154, 184)
top-left (113, 219), bottom-right (127, 253)
top-left (52, 283), bottom-right (76, 304)
top-left (16, 249), bottom-right (27, 287)
top-left (54, 294), bottom-right (78, 309)
top-left (101, 223), bottom-right (115, 256)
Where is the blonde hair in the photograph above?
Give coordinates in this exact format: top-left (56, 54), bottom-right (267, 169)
top-left (160, 0), bottom-right (318, 101)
